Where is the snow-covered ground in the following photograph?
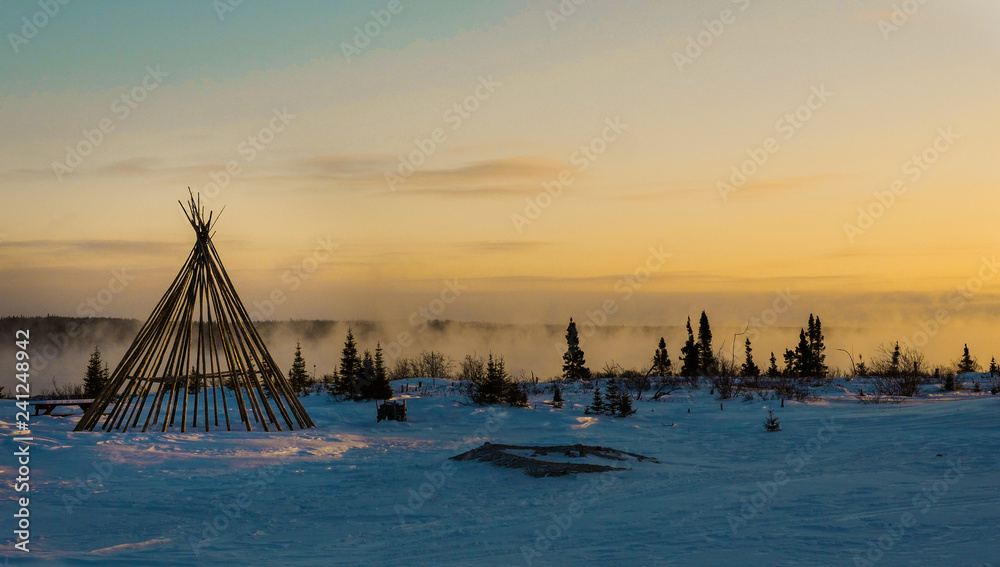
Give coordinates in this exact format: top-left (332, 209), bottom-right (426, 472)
top-left (2, 378), bottom-right (998, 566)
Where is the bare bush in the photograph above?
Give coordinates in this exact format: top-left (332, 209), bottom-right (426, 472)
top-left (42, 378), bottom-right (86, 399)
top-left (715, 348), bottom-right (739, 379)
top-left (870, 343), bottom-right (927, 379)
top-left (900, 348), bottom-right (928, 379)
top-left (712, 375), bottom-right (742, 400)
top-left (739, 372), bottom-right (762, 391)
top-left (856, 375), bottom-right (919, 403)
top-left (388, 357), bottom-right (412, 381)
top-left (411, 350), bottom-right (454, 380)
top-left (597, 360), bottom-right (623, 379)
top-left (621, 372), bottom-right (652, 400)
top-left (766, 376), bottom-right (809, 402)
top-left (511, 369), bottom-right (542, 395)
top-left (884, 374), bottom-right (920, 397)
top-left (596, 361), bottom-right (651, 398)
top-left (649, 377), bottom-right (681, 400)
top-left (458, 354), bottom-right (485, 382)
top-left (620, 366), bottom-right (646, 379)
top-left (858, 343), bottom-right (926, 402)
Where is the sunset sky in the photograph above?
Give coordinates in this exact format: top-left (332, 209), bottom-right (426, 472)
top-left (2, 0), bottom-right (1000, 364)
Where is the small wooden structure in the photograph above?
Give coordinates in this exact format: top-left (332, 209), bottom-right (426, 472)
top-left (73, 193), bottom-right (314, 433)
top-left (31, 399), bottom-right (95, 416)
top-left (376, 399), bottom-right (407, 422)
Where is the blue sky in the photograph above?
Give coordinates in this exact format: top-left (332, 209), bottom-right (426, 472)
top-left (2, 1), bottom-right (527, 94)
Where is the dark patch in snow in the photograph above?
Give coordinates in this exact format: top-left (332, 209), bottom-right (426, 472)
top-left (449, 442), bottom-right (658, 477)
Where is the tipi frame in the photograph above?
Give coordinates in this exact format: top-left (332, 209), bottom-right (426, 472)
top-left (74, 194), bottom-right (314, 432)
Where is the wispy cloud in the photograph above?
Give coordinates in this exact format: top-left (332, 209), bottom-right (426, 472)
top-left (449, 240), bottom-right (550, 254)
top-left (0, 239), bottom-right (186, 256)
top-left (99, 157), bottom-right (169, 175)
top-left (0, 166), bottom-right (53, 182)
top-left (387, 155), bottom-right (564, 197)
top-left (295, 154), bottom-right (396, 179)
top-left (739, 174), bottom-right (843, 197)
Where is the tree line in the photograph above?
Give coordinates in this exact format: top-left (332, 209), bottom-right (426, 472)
top-left (65, 315), bottom-right (1000, 406)
top-left (560, 311), bottom-right (828, 382)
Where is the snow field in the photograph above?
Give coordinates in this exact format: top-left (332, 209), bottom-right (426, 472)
top-left (1, 378), bottom-right (997, 566)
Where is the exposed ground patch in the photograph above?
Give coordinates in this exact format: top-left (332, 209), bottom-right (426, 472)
top-left (450, 442), bottom-right (659, 477)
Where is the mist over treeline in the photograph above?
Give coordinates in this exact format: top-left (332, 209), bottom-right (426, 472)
top-left (2, 312), bottom-right (998, 393)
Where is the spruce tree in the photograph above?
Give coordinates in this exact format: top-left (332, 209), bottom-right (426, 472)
top-left (288, 341), bottom-right (311, 395)
top-left (957, 344), bottom-right (978, 374)
top-left (358, 350), bottom-right (376, 399)
top-left (943, 373), bottom-right (957, 391)
top-left (652, 337), bottom-right (672, 377)
top-left (323, 366), bottom-right (339, 394)
top-left (83, 345), bottom-right (109, 398)
top-left (989, 357), bottom-right (998, 377)
top-left (763, 408), bottom-right (781, 432)
top-left (697, 311), bottom-right (715, 375)
top-left (496, 354), bottom-right (527, 406)
top-left (741, 338), bottom-right (760, 377)
top-left (552, 385), bottom-right (564, 408)
top-left (187, 365), bottom-right (203, 395)
top-left (766, 352), bottom-right (780, 378)
top-left (371, 342), bottom-right (393, 400)
top-left (793, 329), bottom-right (812, 378)
top-left (890, 342), bottom-right (902, 375)
top-left (799, 315), bottom-right (815, 375)
top-left (562, 318), bottom-right (590, 381)
top-left (807, 314), bottom-right (827, 376)
top-left (783, 349), bottom-right (797, 378)
top-left (605, 377), bottom-right (621, 405)
top-left (680, 317), bottom-right (700, 378)
top-left (584, 379), bottom-right (635, 417)
top-left (584, 385), bottom-right (605, 415)
top-left (467, 353), bottom-right (526, 406)
top-left (504, 379), bottom-right (529, 407)
top-left (484, 353), bottom-right (507, 405)
top-left (338, 328), bottom-right (361, 397)
top-left (855, 355), bottom-right (868, 377)
top-left (608, 379), bottom-right (636, 417)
